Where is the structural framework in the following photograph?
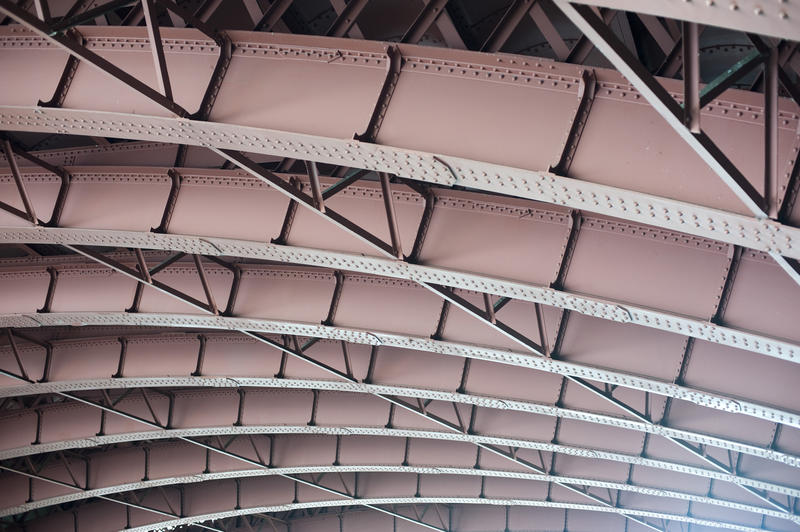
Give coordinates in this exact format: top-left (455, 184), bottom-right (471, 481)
top-left (0, 1), bottom-right (799, 531)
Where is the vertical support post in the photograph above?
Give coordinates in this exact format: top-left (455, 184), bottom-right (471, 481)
top-left (152, 168), bottom-right (182, 233)
top-left (134, 249), bottom-right (152, 284)
top-left (308, 389), bottom-right (319, 426)
top-left (2, 138), bottom-right (38, 224)
top-left (193, 254), bottom-right (218, 314)
top-left (305, 161), bottom-right (325, 213)
top-left (234, 388), bottom-right (245, 426)
top-left (457, 358), bottom-right (471, 394)
top-left (6, 329), bottom-right (29, 381)
top-left (322, 271), bottom-right (344, 326)
top-left (682, 21), bottom-right (700, 133)
top-left (765, 46), bottom-right (779, 219)
top-left (534, 303), bottom-right (549, 356)
top-left (482, 293), bottom-right (496, 324)
top-left (113, 337), bottom-right (128, 378)
top-left (364, 345), bottom-right (379, 384)
top-left (142, 0), bottom-right (173, 101)
top-left (37, 267), bottom-right (59, 313)
top-left (192, 334), bottom-right (207, 377)
top-left (40, 343), bottom-right (53, 383)
top-left (379, 172), bottom-right (403, 258)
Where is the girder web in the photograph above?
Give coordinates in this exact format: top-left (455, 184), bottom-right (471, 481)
top-left (0, 1), bottom-right (799, 531)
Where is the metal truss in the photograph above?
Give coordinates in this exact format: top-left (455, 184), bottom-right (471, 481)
top-left (3, 104), bottom-right (799, 266)
top-left (2, 309), bottom-right (797, 431)
top-left (0, 365), bottom-right (793, 469)
top-left (2, 218), bottom-right (798, 364)
top-left (2, 458), bottom-right (794, 524)
top-left (0, 25), bottom-right (797, 264)
top-left (3, 328), bottom-right (798, 530)
top-left (0, 3), bottom-right (799, 531)
top-left (2, 159), bottom-right (799, 514)
top-left (569, 0), bottom-right (799, 41)
top-left (1, 339), bottom-right (799, 520)
top-left (32, 495), bottom-right (787, 532)
top-left (3, 138), bottom-right (797, 518)
top-left (552, 2), bottom-right (800, 286)
top-left (2, 419), bottom-right (798, 502)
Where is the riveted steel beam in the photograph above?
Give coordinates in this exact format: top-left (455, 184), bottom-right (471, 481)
top-left (1, 310), bottom-right (798, 433)
top-left (2, 225), bottom-right (797, 365)
top-left (6, 312), bottom-right (786, 530)
top-left (0, 1), bottom-right (188, 117)
top-left (2, 106), bottom-right (799, 265)
top-left (553, 2), bottom-right (764, 216)
top-left (553, 2), bottom-right (800, 289)
top-left (0, 353), bottom-right (791, 469)
top-left (44, 494), bottom-right (783, 532)
top-left (1, 461), bottom-right (793, 524)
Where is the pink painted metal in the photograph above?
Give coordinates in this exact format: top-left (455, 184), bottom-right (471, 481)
top-left (0, 2), bottom-right (799, 531)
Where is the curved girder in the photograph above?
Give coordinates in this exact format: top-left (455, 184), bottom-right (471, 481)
top-left (1, 384), bottom-right (798, 498)
top-left (160, 504), bottom-right (797, 532)
top-left (7, 474), bottom-right (789, 532)
top-left (3, 462), bottom-right (792, 524)
top-left (0, 333), bottom-right (797, 469)
top-left (1, 424), bottom-right (796, 526)
top-left (2, 166), bottom-right (799, 363)
top-left (2, 309), bottom-right (798, 431)
top-left (0, 29), bottom-right (799, 261)
top-left (0, 7), bottom-right (797, 532)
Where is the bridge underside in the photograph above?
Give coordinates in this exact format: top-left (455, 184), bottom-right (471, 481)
top-left (0, 1), bottom-right (799, 531)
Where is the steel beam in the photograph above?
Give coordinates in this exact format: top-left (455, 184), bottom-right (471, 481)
top-left (401, 0), bottom-right (449, 44)
top-left (1, 309), bottom-right (797, 432)
top-left (1, 462), bottom-right (792, 525)
top-left (3, 106), bottom-right (799, 264)
top-left (253, 0), bottom-right (293, 32)
top-left (0, 1), bottom-right (188, 117)
top-left (552, 1), bottom-right (800, 288)
top-left (37, 495), bottom-right (781, 532)
top-left (0, 342), bottom-right (791, 468)
top-left (567, 0), bottom-right (800, 41)
top-left (1, 225), bottom-right (797, 365)
top-left (552, 2), bottom-right (763, 215)
top-left (141, 0), bottom-right (172, 101)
